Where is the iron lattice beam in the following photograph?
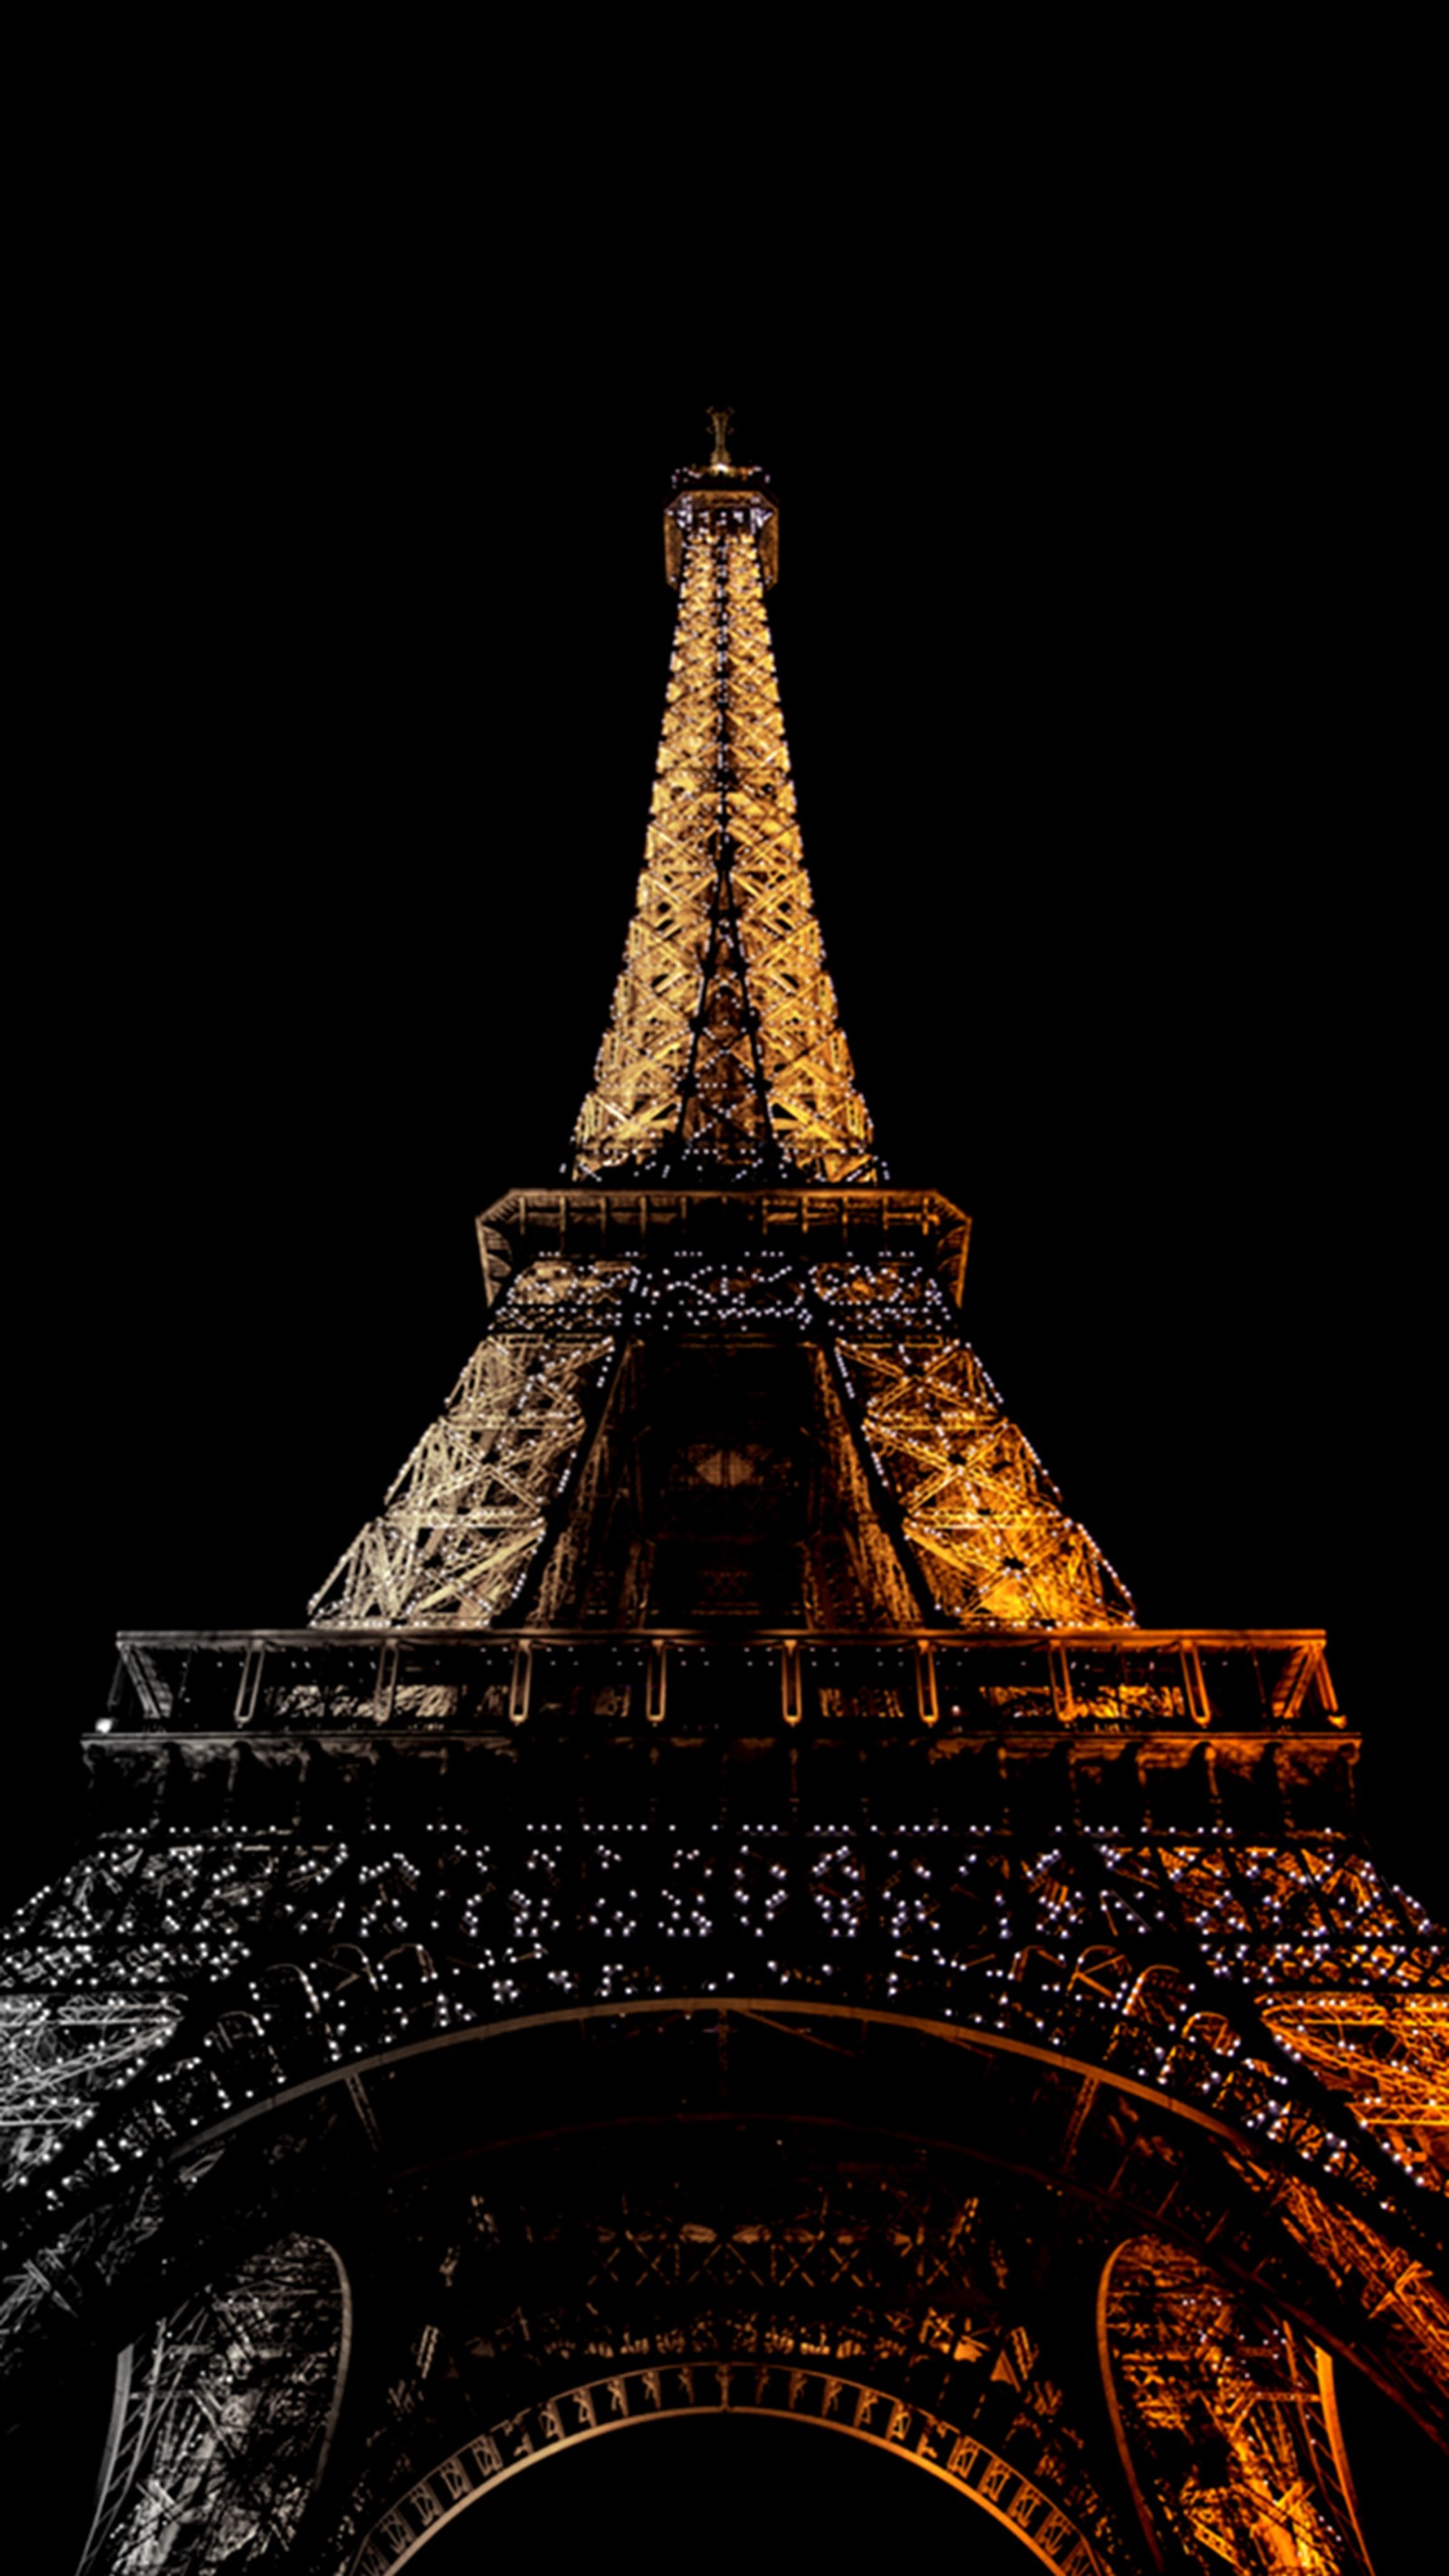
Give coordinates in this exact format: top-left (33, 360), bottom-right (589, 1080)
top-left (571, 492), bottom-right (878, 1183)
top-left (306, 1243), bottom-right (1133, 1630)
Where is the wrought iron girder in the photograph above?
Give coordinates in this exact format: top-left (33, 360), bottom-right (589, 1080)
top-left (1101, 2236), bottom-right (1375, 2573)
top-left (308, 1333), bottom-right (618, 1627)
top-left (571, 516), bottom-right (877, 1183)
top-left (290, 2112), bottom-right (1129, 2574)
top-left (96, 1623), bottom-right (1344, 1745)
top-left (81, 2008), bottom-right (1449, 2562)
top-left (78, 2234), bottom-right (348, 2576)
top-left (7, 1988), bottom-right (1441, 2571)
top-left (1259, 1994), bottom-right (1449, 2158)
top-left (0, 1994), bottom-right (179, 2186)
top-left (1134, 1840), bottom-right (1449, 2187)
top-left (474, 1191), bottom-right (973, 1307)
top-left (836, 1335), bottom-right (1134, 1627)
top-left (1154, 1839), bottom-right (1440, 1982)
top-left (350, 2366), bottom-right (1117, 2576)
top-left (308, 1240), bottom-right (1130, 1633)
top-left (1232, 2152), bottom-right (1449, 2420)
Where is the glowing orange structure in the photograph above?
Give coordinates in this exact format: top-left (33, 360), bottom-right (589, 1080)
top-left (310, 435), bottom-right (1130, 1641)
top-left (1, 422), bottom-right (1443, 2572)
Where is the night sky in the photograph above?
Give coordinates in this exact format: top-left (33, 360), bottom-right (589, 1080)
top-left (18, 138), bottom-right (1438, 2566)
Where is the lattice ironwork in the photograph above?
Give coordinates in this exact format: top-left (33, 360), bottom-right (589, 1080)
top-left (79, 2235), bottom-right (348, 2576)
top-left (571, 475), bottom-right (878, 1184)
top-left (1233, 2153), bottom-right (1449, 2416)
top-left (4, 1789), bottom-right (1444, 2565)
top-left (96, 1623), bottom-right (1344, 1739)
top-left (309, 1307), bottom-right (621, 1626)
top-left (310, 1244), bottom-right (1130, 1632)
top-left (6, 1798), bottom-right (1441, 2395)
top-left (300, 2114), bottom-right (1134, 2575)
top-left (1101, 2236), bottom-right (1374, 2573)
top-left (0, 1994), bottom-right (178, 2186)
top-left (836, 1330), bottom-right (1133, 1627)
top-left (352, 2362), bottom-right (1113, 2576)
top-left (1259, 1995), bottom-right (1449, 2168)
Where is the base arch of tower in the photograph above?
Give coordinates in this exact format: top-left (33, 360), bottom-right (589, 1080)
top-left (35, 1994), bottom-right (1438, 2573)
top-left (351, 2369), bottom-right (1106, 2576)
top-left (83, 1993), bottom-right (1444, 2434)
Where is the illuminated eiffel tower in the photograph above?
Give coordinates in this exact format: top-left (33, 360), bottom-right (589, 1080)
top-left (3, 417), bottom-right (1444, 2574)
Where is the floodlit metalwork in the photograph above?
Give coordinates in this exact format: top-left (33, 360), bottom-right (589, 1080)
top-left (1, 424), bottom-right (1443, 2572)
top-left (1239, 2156), bottom-right (1449, 2414)
top-left (836, 1326), bottom-right (1133, 1625)
top-left (1260, 1993), bottom-right (1449, 2159)
top-left (309, 442), bottom-right (1127, 1637)
top-left (0, 1993), bottom-right (178, 2181)
top-left (572, 457), bottom-right (878, 1184)
top-left (309, 1286), bottom-right (623, 1626)
top-left (310, 1239), bottom-right (1128, 1630)
top-left (353, 2360), bottom-right (1109, 2575)
top-left (78, 2235), bottom-right (349, 2576)
top-left (1101, 2238), bottom-right (1375, 2572)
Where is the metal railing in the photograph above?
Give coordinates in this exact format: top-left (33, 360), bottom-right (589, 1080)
top-left (102, 1627), bottom-right (1341, 1740)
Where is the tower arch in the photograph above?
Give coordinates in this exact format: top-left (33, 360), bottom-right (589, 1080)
top-left (353, 2368), bottom-right (1109, 2576)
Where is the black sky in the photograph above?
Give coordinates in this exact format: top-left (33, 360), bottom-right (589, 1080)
top-left (15, 103), bottom-right (1439, 2562)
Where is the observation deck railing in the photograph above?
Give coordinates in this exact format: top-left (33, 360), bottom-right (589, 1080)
top-left (103, 1626), bottom-right (1341, 1741)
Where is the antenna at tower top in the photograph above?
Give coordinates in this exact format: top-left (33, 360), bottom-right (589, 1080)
top-left (706, 404), bottom-right (734, 468)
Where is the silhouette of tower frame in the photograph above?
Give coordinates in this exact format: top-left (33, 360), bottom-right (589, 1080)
top-left (2, 425), bottom-right (1445, 2574)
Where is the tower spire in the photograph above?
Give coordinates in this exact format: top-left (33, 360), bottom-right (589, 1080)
top-left (571, 437), bottom-right (879, 1184)
top-left (305, 430), bottom-right (1132, 1632)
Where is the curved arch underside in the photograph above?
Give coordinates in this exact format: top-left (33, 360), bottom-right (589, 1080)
top-left (154, 1994), bottom-right (1449, 2453)
top-left (38, 1994), bottom-right (1430, 2575)
top-left (13, 1946), bottom-right (1444, 2573)
top-left (353, 2366), bottom-right (1107, 2576)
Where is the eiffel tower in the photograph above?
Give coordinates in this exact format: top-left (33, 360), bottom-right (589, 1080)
top-left (5, 416), bottom-right (1444, 2574)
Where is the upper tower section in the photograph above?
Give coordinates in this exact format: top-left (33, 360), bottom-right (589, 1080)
top-left (570, 418), bottom-right (880, 1187)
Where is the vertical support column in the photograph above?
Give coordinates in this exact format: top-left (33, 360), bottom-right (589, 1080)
top-left (372, 1640), bottom-right (399, 1729)
top-left (646, 1641), bottom-right (668, 1726)
top-left (509, 1643), bottom-right (533, 1728)
top-left (235, 1642), bottom-right (266, 1729)
top-left (915, 1641), bottom-right (939, 1727)
top-left (1180, 1640), bottom-right (1211, 1729)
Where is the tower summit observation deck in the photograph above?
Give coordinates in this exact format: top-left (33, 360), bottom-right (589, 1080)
top-left (2, 420), bottom-right (1444, 2574)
